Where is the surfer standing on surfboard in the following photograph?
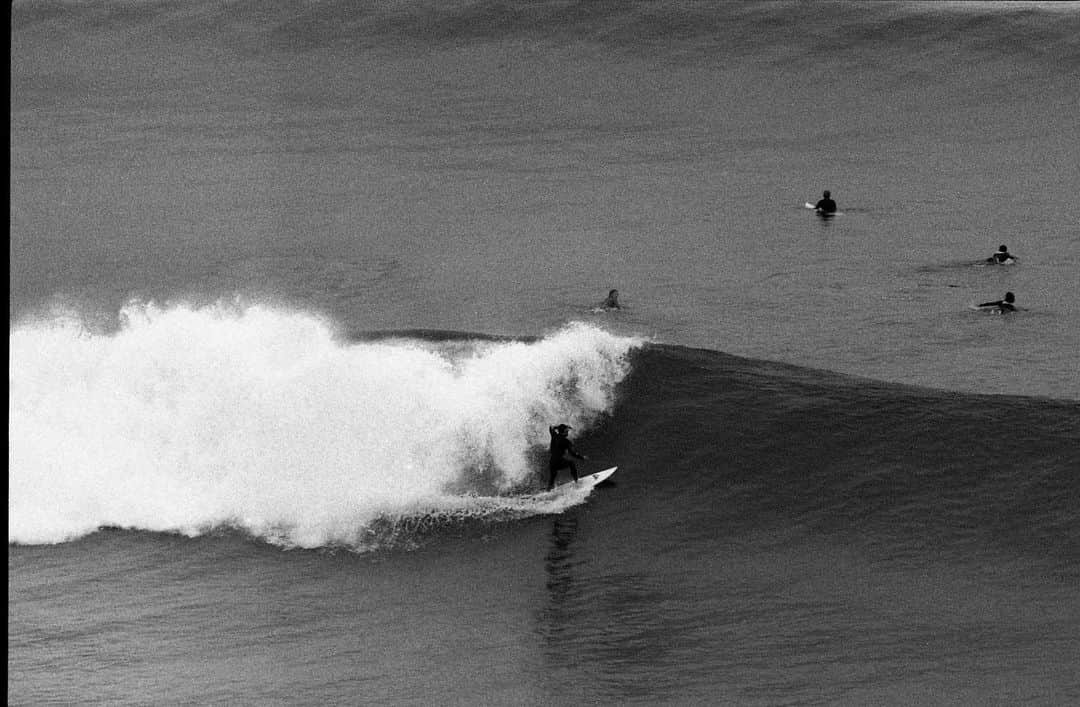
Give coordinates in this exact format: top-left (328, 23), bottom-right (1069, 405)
top-left (814, 190), bottom-right (837, 214)
top-left (548, 424), bottom-right (587, 491)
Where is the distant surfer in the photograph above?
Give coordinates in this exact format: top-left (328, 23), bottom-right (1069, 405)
top-left (977, 291), bottom-right (1016, 313)
top-left (814, 190), bottom-right (837, 215)
top-left (986, 245), bottom-right (1017, 264)
top-left (601, 289), bottom-right (621, 310)
top-left (548, 424), bottom-right (587, 491)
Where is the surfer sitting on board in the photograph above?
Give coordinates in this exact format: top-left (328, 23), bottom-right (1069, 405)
top-left (986, 245), bottom-right (1017, 264)
top-left (601, 289), bottom-right (621, 310)
top-left (814, 190), bottom-right (837, 214)
top-left (977, 291), bottom-right (1016, 313)
top-left (548, 424), bottom-right (587, 491)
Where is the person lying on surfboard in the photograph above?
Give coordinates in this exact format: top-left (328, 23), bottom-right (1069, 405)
top-left (548, 424), bottom-right (588, 491)
top-left (814, 190), bottom-right (837, 214)
top-left (986, 245), bottom-right (1017, 264)
top-left (601, 289), bottom-right (621, 310)
top-left (977, 291), bottom-right (1016, 312)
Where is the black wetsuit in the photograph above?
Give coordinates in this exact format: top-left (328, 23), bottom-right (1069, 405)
top-left (548, 427), bottom-right (583, 490)
top-left (988, 251), bottom-right (1015, 264)
top-left (978, 299), bottom-right (1016, 312)
top-left (815, 198), bottom-right (837, 214)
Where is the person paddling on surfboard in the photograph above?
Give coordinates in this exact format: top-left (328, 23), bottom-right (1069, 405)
top-left (814, 190), bottom-right (837, 215)
top-left (986, 245), bottom-right (1017, 264)
top-left (601, 289), bottom-right (621, 310)
top-left (548, 424), bottom-right (587, 491)
top-left (977, 291), bottom-right (1016, 312)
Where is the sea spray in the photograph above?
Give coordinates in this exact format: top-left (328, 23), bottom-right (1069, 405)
top-left (9, 302), bottom-right (643, 547)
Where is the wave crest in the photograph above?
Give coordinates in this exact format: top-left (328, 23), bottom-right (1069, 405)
top-left (9, 302), bottom-right (643, 547)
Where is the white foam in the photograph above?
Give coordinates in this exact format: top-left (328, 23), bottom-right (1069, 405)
top-left (9, 301), bottom-right (643, 547)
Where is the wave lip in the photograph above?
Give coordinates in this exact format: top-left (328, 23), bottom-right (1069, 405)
top-left (8, 302), bottom-right (644, 548)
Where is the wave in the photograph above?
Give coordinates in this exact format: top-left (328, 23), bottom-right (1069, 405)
top-left (11, 301), bottom-right (1079, 559)
top-left (8, 302), bottom-right (643, 547)
top-left (596, 344), bottom-right (1080, 566)
top-left (13, 1), bottom-right (1080, 67)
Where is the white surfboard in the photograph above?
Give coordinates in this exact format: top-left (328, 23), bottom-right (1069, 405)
top-left (549, 466), bottom-right (617, 495)
top-left (805, 202), bottom-right (839, 216)
top-left (451, 466), bottom-right (618, 517)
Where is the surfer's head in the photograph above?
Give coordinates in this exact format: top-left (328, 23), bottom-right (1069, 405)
top-left (555, 424), bottom-right (572, 435)
top-left (823, 190), bottom-right (831, 198)
top-left (1004, 292), bottom-right (1015, 303)
top-left (999, 245), bottom-right (1008, 252)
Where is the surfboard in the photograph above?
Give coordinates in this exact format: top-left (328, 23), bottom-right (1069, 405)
top-left (804, 202), bottom-right (836, 216)
top-left (550, 466), bottom-right (617, 495)
top-left (971, 304), bottom-right (1018, 314)
top-left (456, 466), bottom-right (618, 516)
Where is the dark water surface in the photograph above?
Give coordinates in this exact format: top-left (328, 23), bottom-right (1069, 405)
top-left (10, 2), bottom-right (1080, 704)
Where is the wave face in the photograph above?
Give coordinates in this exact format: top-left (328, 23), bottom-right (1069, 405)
top-left (596, 344), bottom-right (1080, 567)
top-left (9, 304), bottom-right (642, 547)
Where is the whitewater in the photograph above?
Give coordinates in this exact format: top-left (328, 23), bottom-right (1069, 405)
top-left (10, 303), bottom-right (642, 546)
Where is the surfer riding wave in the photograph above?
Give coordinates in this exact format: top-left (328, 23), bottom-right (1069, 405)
top-left (547, 424), bottom-right (587, 491)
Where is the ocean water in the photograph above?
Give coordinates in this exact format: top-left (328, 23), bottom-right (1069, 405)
top-left (9, 1), bottom-right (1080, 704)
